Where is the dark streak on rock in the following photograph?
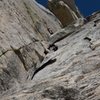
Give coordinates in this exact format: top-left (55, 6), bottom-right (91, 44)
top-left (2, 68), bottom-right (11, 77)
top-left (31, 58), bottom-right (56, 79)
top-left (53, 32), bottom-right (74, 44)
top-left (0, 50), bottom-right (12, 58)
top-left (84, 37), bottom-right (91, 41)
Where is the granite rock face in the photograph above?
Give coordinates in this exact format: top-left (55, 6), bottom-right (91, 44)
top-left (0, 0), bottom-right (100, 100)
top-left (48, 0), bottom-right (82, 27)
top-left (0, 0), bottom-right (61, 94)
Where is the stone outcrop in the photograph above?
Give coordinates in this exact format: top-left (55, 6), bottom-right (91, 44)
top-left (48, 0), bottom-right (82, 27)
top-left (0, 0), bottom-right (100, 100)
top-left (0, 0), bottom-right (61, 94)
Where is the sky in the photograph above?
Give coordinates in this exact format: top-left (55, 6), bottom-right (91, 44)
top-left (36, 0), bottom-right (100, 17)
top-left (75, 0), bottom-right (100, 16)
top-left (36, 0), bottom-right (48, 7)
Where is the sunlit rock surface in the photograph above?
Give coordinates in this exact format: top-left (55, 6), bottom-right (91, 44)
top-left (0, 0), bottom-right (100, 100)
top-left (0, 0), bottom-right (61, 94)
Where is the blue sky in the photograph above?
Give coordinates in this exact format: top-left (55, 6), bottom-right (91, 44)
top-left (75, 0), bottom-right (100, 16)
top-left (36, 0), bottom-right (100, 17)
top-left (36, 0), bottom-right (48, 7)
